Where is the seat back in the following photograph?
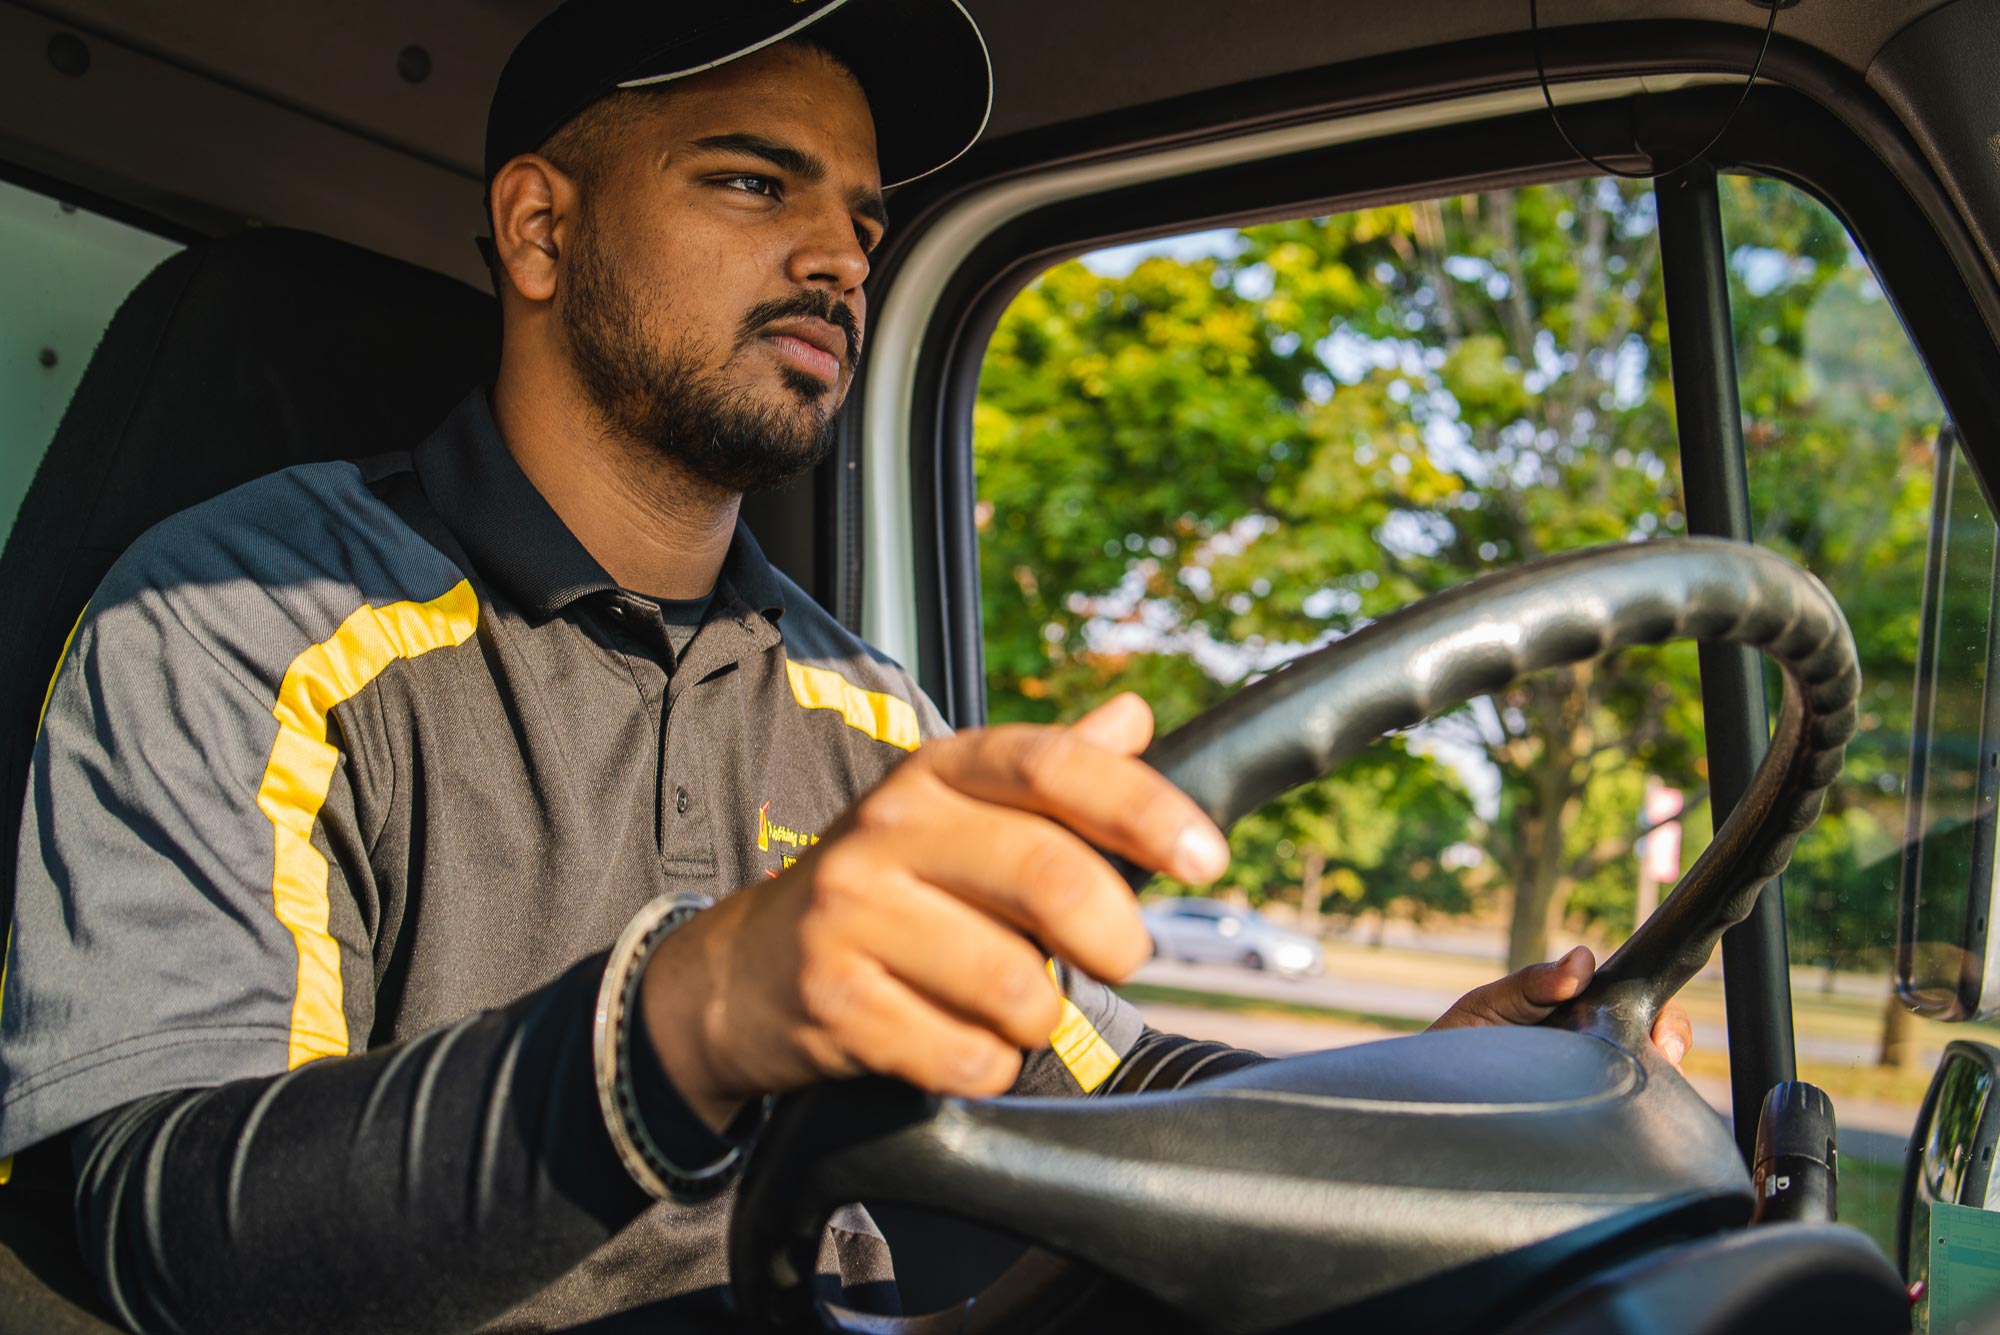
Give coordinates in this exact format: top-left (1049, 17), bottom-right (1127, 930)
top-left (0, 227), bottom-right (499, 940)
top-left (0, 227), bottom-right (500, 1332)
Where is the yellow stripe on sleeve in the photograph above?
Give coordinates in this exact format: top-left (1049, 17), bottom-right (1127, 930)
top-left (1045, 960), bottom-right (1121, 1093)
top-left (785, 660), bottom-right (922, 751)
top-left (256, 580), bottom-right (479, 1068)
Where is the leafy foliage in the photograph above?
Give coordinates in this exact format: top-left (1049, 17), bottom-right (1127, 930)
top-left (975, 175), bottom-right (1946, 979)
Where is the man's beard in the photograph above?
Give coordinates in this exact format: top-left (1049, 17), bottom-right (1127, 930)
top-left (557, 219), bottom-right (854, 494)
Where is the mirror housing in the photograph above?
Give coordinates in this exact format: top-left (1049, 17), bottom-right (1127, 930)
top-left (1899, 1040), bottom-right (2000, 1291)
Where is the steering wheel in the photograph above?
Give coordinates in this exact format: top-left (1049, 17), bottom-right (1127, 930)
top-left (728, 539), bottom-right (1863, 1334)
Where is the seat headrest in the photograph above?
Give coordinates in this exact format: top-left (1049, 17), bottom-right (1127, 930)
top-left (0, 227), bottom-right (499, 936)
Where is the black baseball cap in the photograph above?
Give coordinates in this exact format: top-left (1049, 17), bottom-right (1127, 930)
top-left (485, 0), bottom-right (992, 189)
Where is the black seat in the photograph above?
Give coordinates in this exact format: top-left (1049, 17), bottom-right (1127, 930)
top-left (0, 227), bottom-right (501, 1335)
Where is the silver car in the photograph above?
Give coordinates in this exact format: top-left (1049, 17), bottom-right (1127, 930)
top-left (1142, 898), bottom-right (1325, 977)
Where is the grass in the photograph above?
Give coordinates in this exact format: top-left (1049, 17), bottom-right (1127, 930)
top-left (1843, 1154), bottom-right (1905, 1262)
top-left (1116, 981), bottom-right (1429, 1034)
top-left (1676, 1045), bottom-right (1937, 1109)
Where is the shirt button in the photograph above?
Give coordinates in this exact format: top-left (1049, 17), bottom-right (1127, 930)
top-left (675, 786), bottom-right (690, 815)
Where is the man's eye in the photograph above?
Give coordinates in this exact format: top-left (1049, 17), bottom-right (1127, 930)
top-left (723, 175), bottom-right (780, 197)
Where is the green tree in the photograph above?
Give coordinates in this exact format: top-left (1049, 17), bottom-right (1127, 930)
top-left (1226, 743), bottom-right (1475, 930)
top-left (977, 176), bottom-right (1943, 981)
top-left (979, 185), bottom-right (1705, 966)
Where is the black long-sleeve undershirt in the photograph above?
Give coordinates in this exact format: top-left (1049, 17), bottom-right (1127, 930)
top-left (68, 959), bottom-right (1261, 1335)
top-left (71, 955), bottom-right (644, 1335)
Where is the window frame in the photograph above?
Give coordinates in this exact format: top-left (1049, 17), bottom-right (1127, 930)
top-left (851, 22), bottom-right (2000, 1157)
top-left (0, 157), bottom-right (202, 252)
top-left (0, 161), bottom-right (193, 553)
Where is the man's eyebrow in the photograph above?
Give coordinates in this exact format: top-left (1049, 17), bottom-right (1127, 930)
top-left (688, 132), bottom-right (888, 231)
top-left (688, 133), bottom-right (825, 183)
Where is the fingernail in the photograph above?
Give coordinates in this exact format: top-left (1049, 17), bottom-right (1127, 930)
top-left (1174, 823), bottom-right (1230, 882)
top-left (1662, 1035), bottom-right (1686, 1068)
top-left (960, 1044), bottom-right (1001, 1088)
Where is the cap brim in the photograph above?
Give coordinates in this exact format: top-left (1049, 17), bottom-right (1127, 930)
top-left (803, 0), bottom-right (992, 188)
top-left (616, 0), bottom-right (992, 189)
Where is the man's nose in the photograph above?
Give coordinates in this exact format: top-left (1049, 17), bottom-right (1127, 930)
top-left (786, 205), bottom-right (870, 294)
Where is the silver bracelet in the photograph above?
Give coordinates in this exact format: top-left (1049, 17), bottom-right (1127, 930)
top-left (592, 890), bottom-right (732, 1202)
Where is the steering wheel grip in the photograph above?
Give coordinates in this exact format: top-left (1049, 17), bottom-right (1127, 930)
top-left (1137, 537), bottom-right (1857, 1042)
top-left (731, 539), bottom-right (1858, 1330)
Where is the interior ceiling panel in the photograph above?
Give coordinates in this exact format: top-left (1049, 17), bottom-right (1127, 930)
top-left (969, 0), bottom-right (1952, 138)
top-left (17, 0), bottom-right (1959, 183)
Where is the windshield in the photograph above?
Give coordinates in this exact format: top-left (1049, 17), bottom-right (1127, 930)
top-left (975, 172), bottom-right (1967, 1257)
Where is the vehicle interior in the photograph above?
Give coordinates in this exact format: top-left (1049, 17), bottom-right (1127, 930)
top-left (5, 0), bottom-right (2000, 1331)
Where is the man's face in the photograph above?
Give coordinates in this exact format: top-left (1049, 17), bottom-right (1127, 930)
top-left (556, 44), bottom-right (884, 492)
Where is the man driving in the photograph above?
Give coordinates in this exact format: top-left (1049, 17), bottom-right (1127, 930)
top-left (0, 2), bottom-right (1691, 1330)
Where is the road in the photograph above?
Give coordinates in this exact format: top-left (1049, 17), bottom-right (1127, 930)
top-left (1136, 957), bottom-right (1464, 1025)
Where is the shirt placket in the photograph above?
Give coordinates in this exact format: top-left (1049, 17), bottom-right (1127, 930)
top-left (658, 608), bottom-right (735, 886)
top-left (660, 598), bottom-right (785, 893)
top-left (597, 594), bottom-right (694, 872)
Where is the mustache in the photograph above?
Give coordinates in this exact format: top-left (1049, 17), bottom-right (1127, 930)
top-left (738, 292), bottom-right (861, 367)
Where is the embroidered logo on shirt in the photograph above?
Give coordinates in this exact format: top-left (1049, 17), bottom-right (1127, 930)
top-left (757, 800), bottom-right (821, 876)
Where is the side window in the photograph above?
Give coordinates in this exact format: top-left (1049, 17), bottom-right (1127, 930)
top-left (0, 178), bottom-right (182, 545)
top-left (977, 180), bottom-right (1694, 977)
top-left (1722, 176), bottom-right (1966, 1250)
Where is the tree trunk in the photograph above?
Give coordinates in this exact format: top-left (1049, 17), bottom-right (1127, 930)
top-left (1501, 670), bottom-right (1595, 971)
top-left (1879, 988), bottom-right (1919, 1070)
top-left (1299, 849), bottom-right (1325, 936)
top-left (1508, 878), bottom-right (1552, 970)
top-left (1506, 776), bottom-right (1578, 969)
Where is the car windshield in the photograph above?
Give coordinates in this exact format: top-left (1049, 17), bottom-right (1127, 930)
top-left (975, 171), bottom-right (1965, 1254)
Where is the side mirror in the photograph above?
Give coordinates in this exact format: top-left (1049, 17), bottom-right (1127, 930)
top-left (1899, 1041), bottom-right (2000, 1292)
top-left (1897, 424), bottom-right (2000, 1020)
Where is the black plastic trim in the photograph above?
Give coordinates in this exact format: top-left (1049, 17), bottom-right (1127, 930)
top-left (0, 154), bottom-right (201, 248)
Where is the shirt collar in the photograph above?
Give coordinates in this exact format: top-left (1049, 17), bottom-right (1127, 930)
top-left (413, 389), bottom-right (788, 625)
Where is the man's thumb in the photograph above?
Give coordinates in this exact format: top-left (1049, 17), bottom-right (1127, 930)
top-left (1432, 945), bottom-right (1595, 1030)
top-left (1522, 945), bottom-right (1595, 1007)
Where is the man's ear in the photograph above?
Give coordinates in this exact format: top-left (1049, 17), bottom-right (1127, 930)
top-left (489, 155), bottom-right (574, 304)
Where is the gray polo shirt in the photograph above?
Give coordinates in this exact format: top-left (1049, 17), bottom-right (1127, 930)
top-left (0, 389), bottom-right (1144, 1316)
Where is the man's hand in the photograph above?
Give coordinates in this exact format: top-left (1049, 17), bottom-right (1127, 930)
top-left (641, 692), bottom-right (1228, 1129)
top-left (1428, 945), bottom-right (1693, 1071)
